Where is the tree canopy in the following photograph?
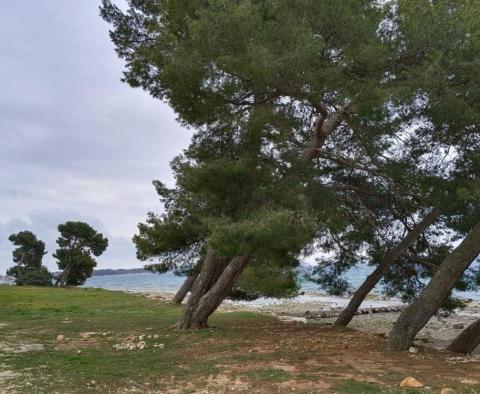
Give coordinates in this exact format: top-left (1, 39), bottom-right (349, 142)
top-left (102, 0), bottom-right (480, 331)
top-left (6, 231), bottom-right (51, 286)
top-left (54, 221), bottom-right (109, 287)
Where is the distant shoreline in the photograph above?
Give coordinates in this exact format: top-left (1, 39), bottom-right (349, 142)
top-left (91, 268), bottom-right (147, 277)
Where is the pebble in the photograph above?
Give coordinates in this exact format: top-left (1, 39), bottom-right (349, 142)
top-left (76, 350), bottom-right (82, 355)
top-left (399, 377), bottom-right (424, 388)
top-left (408, 346), bottom-right (418, 354)
top-left (453, 323), bottom-right (464, 330)
top-left (56, 335), bottom-right (65, 343)
top-left (440, 389), bottom-right (455, 394)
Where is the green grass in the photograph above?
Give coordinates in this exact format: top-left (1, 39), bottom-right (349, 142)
top-left (335, 381), bottom-right (423, 394)
top-left (245, 368), bottom-right (291, 382)
top-left (0, 286), bottom-right (271, 393)
top-left (0, 285), bottom-right (472, 393)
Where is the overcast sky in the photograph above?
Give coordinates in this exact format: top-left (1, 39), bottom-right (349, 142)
top-left (0, 1), bottom-right (192, 274)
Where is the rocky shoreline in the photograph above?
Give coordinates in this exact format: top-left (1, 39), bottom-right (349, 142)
top-left (141, 289), bottom-right (480, 357)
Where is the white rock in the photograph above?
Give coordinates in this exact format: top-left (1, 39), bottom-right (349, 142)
top-left (56, 335), bottom-right (65, 343)
top-left (408, 346), bottom-right (418, 354)
top-left (440, 388), bottom-right (455, 394)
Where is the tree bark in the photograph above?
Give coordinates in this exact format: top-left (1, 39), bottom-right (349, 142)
top-left (184, 256), bottom-right (249, 329)
top-left (176, 249), bottom-right (226, 329)
top-left (58, 263), bottom-right (73, 288)
top-left (447, 319), bottom-right (480, 354)
top-left (389, 221), bottom-right (480, 351)
top-left (304, 104), bottom-right (354, 162)
top-left (172, 272), bottom-right (199, 304)
top-left (335, 208), bottom-right (441, 327)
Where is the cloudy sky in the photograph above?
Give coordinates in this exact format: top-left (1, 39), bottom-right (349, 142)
top-left (0, 1), bottom-right (192, 274)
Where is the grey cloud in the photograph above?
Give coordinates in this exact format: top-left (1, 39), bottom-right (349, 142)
top-left (0, 209), bottom-right (137, 274)
top-left (0, 1), bottom-right (190, 273)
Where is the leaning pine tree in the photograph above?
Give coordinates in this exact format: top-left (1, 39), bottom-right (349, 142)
top-left (387, 1), bottom-right (480, 350)
top-left (134, 121), bottom-right (316, 328)
top-left (389, 170), bottom-right (480, 350)
top-left (102, 0), bottom-right (480, 328)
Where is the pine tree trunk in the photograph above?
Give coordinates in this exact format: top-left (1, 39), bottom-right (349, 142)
top-left (335, 208), bottom-right (441, 327)
top-left (447, 320), bottom-right (480, 354)
top-left (176, 249), bottom-right (227, 329)
top-left (16, 263), bottom-right (22, 286)
top-left (304, 106), bottom-right (352, 162)
top-left (185, 256), bottom-right (249, 329)
top-left (172, 273), bottom-right (199, 304)
top-left (389, 221), bottom-right (480, 351)
top-left (58, 263), bottom-right (73, 288)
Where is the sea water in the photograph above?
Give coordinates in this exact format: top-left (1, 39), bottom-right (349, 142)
top-left (82, 265), bottom-right (480, 303)
top-left (83, 265), bottom-right (374, 294)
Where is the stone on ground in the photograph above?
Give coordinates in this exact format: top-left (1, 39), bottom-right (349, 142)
top-left (399, 377), bottom-right (424, 388)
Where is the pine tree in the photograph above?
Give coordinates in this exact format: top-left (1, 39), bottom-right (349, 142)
top-left (102, 0), bottom-right (480, 330)
top-left (6, 231), bottom-right (50, 286)
top-left (54, 221), bottom-right (109, 287)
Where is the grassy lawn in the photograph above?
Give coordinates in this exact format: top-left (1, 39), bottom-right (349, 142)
top-left (0, 285), bottom-right (479, 393)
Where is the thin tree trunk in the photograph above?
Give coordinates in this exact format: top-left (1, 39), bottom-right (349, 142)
top-left (172, 272), bottom-right (199, 304)
top-left (335, 208), bottom-right (441, 327)
top-left (16, 263), bottom-right (22, 286)
top-left (185, 255), bottom-right (250, 329)
top-left (447, 319), bottom-right (480, 354)
top-left (389, 221), bottom-right (480, 351)
top-left (58, 263), bottom-right (73, 288)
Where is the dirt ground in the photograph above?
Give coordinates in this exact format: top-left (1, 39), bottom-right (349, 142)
top-left (179, 319), bottom-right (480, 393)
top-left (3, 286), bottom-right (480, 393)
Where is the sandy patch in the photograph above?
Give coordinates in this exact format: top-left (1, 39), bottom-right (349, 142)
top-left (279, 379), bottom-right (331, 391)
top-left (206, 373), bottom-right (251, 391)
top-left (0, 342), bottom-right (44, 354)
top-left (55, 338), bottom-right (101, 351)
top-left (0, 370), bottom-right (20, 393)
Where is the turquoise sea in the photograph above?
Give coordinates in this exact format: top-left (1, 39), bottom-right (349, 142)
top-left (82, 266), bottom-right (480, 301)
top-left (82, 266), bottom-right (372, 294)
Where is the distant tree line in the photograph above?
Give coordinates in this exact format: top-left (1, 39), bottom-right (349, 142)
top-left (5, 221), bottom-right (108, 287)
